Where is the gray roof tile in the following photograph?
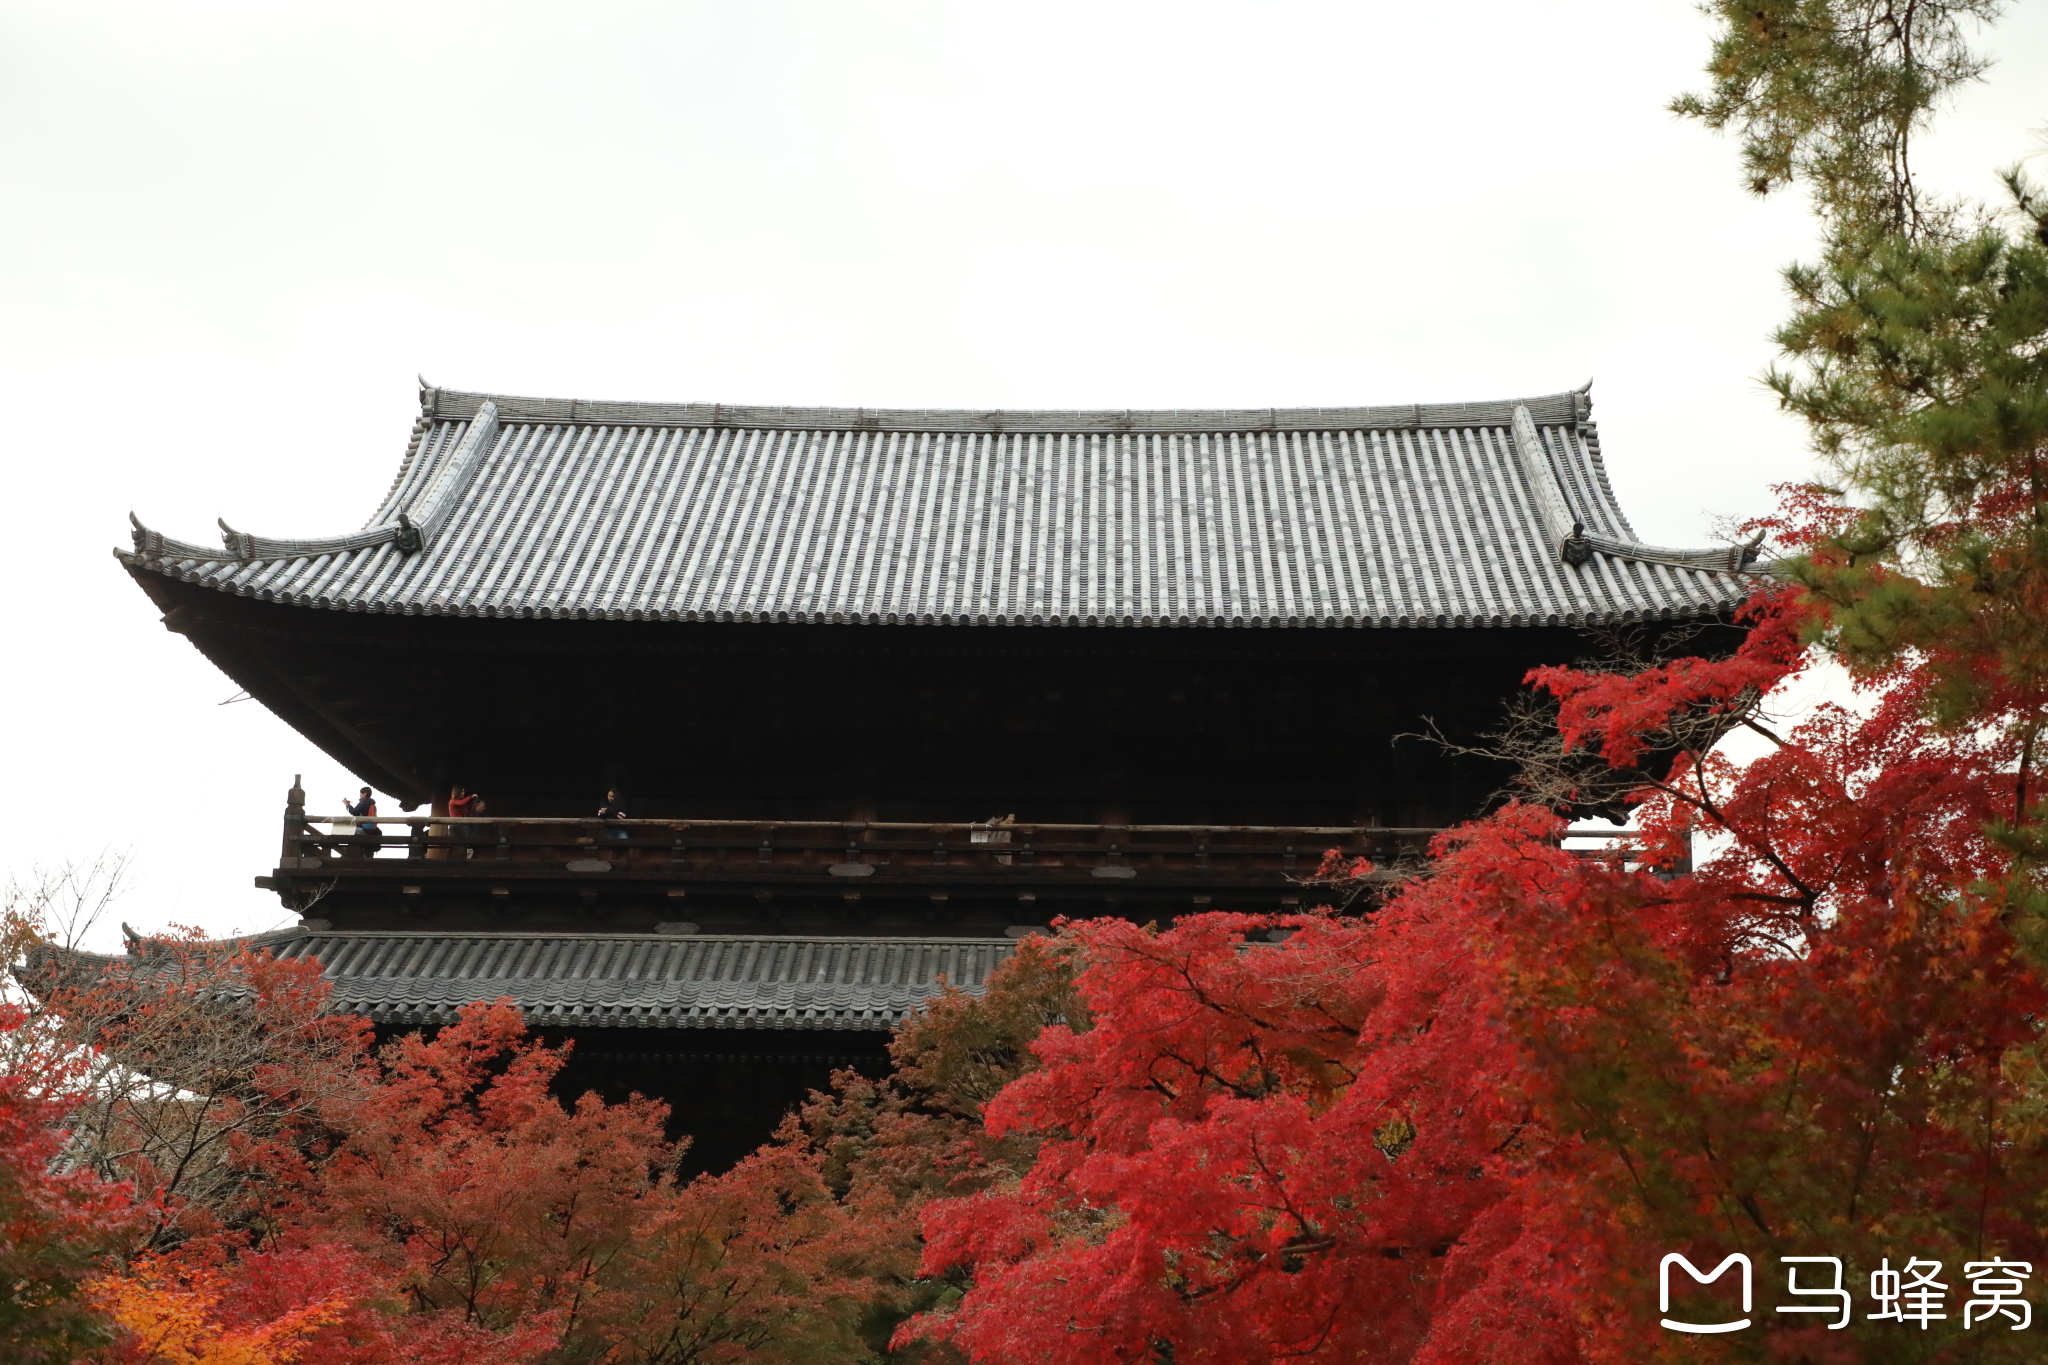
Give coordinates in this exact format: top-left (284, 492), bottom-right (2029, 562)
top-left (282, 931), bottom-right (1013, 1031)
top-left (33, 931), bottom-right (1017, 1033)
top-left (121, 387), bottom-right (1754, 629)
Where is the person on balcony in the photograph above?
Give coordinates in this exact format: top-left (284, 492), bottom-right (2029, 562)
top-left (430, 785), bottom-right (482, 860)
top-left (450, 787), bottom-right (484, 859)
top-left (597, 789), bottom-right (630, 842)
top-left (342, 787), bottom-right (381, 856)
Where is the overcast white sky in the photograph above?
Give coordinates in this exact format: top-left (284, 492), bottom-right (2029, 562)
top-left (3, 1), bottom-right (2043, 950)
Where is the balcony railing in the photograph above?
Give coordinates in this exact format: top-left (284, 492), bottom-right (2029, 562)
top-left (276, 810), bottom-right (1656, 889)
top-left (279, 813), bottom-right (1449, 886)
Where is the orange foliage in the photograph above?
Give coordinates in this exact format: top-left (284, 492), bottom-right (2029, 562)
top-left (89, 1262), bottom-right (342, 1365)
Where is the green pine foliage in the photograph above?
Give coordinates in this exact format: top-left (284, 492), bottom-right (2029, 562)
top-left (1773, 181), bottom-right (2048, 725)
top-left (1683, 1), bottom-right (2048, 983)
top-left (1671, 0), bottom-right (2005, 236)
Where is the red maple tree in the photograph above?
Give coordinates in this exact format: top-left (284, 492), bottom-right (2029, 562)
top-left (233, 998), bottom-right (882, 1364)
top-left (902, 587), bottom-right (2048, 1364)
top-left (5, 926), bottom-right (887, 1365)
top-left (0, 1004), bottom-right (141, 1363)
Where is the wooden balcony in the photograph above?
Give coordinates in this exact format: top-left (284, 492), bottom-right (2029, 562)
top-left (272, 812), bottom-right (1442, 879)
top-left (264, 808), bottom-right (1438, 928)
top-left (258, 782), bottom-right (1648, 936)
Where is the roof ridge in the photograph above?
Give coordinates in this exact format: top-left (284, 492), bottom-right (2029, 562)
top-left (61, 929), bottom-right (1026, 948)
top-left (422, 386), bottom-right (1590, 434)
top-left (297, 930), bottom-right (1022, 944)
top-left (367, 405), bottom-right (435, 531)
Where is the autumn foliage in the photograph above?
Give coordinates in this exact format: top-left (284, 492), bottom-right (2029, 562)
top-left (89, 1260), bottom-right (347, 1365)
top-left (880, 582), bottom-right (2048, 1362)
top-left (0, 922), bottom-right (900, 1365)
top-left (0, 1007), bottom-right (140, 1363)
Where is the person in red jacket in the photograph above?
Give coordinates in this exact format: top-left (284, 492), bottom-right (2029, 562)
top-left (447, 785), bottom-right (483, 858)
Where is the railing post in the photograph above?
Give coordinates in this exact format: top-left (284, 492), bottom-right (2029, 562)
top-left (281, 774), bottom-right (306, 867)
top-left (407, 819), bottom-right (427, 860)
top-left (496, 823), bottom-right (511, 864)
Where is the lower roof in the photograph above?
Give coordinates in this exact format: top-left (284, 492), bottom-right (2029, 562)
top-left (37, 930), bottom-right (1017, 1033)
top-left (120, 385), bottom-right (1757, 631)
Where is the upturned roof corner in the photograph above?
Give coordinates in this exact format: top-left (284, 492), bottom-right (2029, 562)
top-left (125, 402), bottom-right (504, 569)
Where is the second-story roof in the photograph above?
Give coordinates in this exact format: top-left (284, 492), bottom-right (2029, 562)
top-left (121, 384), bottom-right (1758, 630)
top-left (30, 930), bottom-right (1017, 1033)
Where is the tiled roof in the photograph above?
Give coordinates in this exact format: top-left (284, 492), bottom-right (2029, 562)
top-left (32, 931), bottom-right (1017, 1033)
top-left (120, 385), bottom-right (1756, 630)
